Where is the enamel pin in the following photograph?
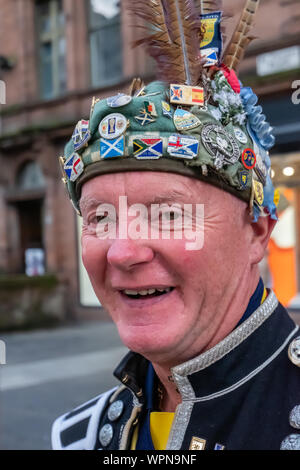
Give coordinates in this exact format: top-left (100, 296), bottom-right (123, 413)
top-left (133, 137), bottom-right (163, 159)
top-left (72, 120), bottom-right (91, 151)
top-left (189, 437), bottom-right (206, 450)
top-left (173, 109), bottom-right (201, 131)
top-left (168, 134), bottom-right (199, 159)
top-left (100, 136), bottom-right (125, 159)
top-left (241, 148), bottom-right (256, 170)
top-left (64, 153), bottom-right (84, 182)
top-left (99, 113), bottom-right (128, 140)
top-left (170, 84), bottom-right (204, 106)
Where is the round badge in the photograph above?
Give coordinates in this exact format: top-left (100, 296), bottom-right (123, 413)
top-left (201, 123), bottom-right (240, 169)
top-left (289, 405), bottom-right (300, 429)
top-left (106, 93), bottom-right (132, 108)
top-left (107, 400), bottom-right (124, 422)
top-left (280, 434), bottom-right (300, 450)
top-left (288, 336), bottom-right (300, 367)
top-left (233, 127), bottom-right (248, 144)
top-left (99, 113), bottom-right (128, 140)
top-left (99, 424), bottom-right (114, 447)
top-left (241, 148), bottom-right (256, 170)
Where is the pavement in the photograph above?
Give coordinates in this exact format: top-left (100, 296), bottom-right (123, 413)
top-left (0, 320), bottom-right (128, 450)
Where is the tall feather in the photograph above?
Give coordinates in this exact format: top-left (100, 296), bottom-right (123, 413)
top-left (222, 0), bottom-right (260, 70)
top-left (126, 0), bottom-right (205, 86)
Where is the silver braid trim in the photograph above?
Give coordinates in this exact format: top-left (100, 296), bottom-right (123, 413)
top-left (166, 291), bottom-right (278, 450)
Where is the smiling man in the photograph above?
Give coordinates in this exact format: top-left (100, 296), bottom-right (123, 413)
top-left (51, 0), bottom-right (300, 451)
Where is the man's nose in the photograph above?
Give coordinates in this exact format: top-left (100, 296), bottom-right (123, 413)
top-left (107, 239), bottom-right (154, 271)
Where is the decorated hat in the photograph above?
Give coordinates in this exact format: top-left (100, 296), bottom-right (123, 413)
top-left (59, 0), bottom-right (277, 223)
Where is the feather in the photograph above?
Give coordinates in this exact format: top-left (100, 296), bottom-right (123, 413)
top-left (200, 0), bottom-right (223, 14)
top-left (126, 0), bottom-right (205, 86)
top-left (222, 0), bottom-right (260, 71)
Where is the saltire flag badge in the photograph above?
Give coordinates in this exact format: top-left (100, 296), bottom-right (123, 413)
top-left (72, 120), bottom-right (91, 151)
top-left (64, 153), bottom-right (84, 182)
top-left (170, 84), bottom-right (204, 106)
top-left (202, 48), bottom-right (218, 67)
top-left (100, 135), bottom-right (125, 159)
top-left (133, 138), bottom-right (163, 159)
top-left (200, 12), bottom-right (222, 61)
top-left (167, 134), bottom-right (199, 159)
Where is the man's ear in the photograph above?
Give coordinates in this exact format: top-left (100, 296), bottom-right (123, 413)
top-left (249, 214), bottom-right (277, 265)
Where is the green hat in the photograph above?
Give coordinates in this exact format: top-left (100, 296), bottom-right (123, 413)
top-left (59, 0), bottom-right (277, 223)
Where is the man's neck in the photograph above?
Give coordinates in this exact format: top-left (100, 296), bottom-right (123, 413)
top-left (151, 268), bottom-right (262, 412)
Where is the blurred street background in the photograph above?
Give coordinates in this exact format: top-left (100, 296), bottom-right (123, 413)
top-left (0, 0), bottom-right (300, 450)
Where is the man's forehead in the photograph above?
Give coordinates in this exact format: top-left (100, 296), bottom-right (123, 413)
top-left (79, 171), bottom-right (209, 209)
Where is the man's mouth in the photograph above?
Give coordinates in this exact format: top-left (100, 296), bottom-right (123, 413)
top-left (120, 287), bottom-right (175, 299)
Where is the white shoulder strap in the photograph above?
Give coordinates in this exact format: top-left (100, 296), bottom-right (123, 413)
top-left (51, 387), bottom-right (117, 450)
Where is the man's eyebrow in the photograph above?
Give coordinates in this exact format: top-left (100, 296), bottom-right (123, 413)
top-left (80, 189), bottom-right (194, 212)
top-left (79, 197), bottom-right (104, 213)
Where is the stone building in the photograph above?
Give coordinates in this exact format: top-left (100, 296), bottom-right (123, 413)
top-left (0, 0), bottom-right (299, 328)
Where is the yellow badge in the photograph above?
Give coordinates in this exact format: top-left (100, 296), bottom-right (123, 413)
top-left (200, 17), bottom-right (218, 49)
top-left (273, 188), bottom-right (280, 207)
top-left (253, 180), bottom-right (264, 206)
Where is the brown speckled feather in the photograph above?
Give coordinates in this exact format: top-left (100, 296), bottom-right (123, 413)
top-left (222, 0), bottom-right (260, 70)
top-left (126, 0), bottom-right (206, 86)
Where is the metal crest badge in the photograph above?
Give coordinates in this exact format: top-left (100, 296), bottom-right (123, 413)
top-left (100, 135), bottom-right (125, 159)
top-left (99, 113), bottom-right (128, 140)
top-left (133, 137), bottom-right (163, 159)
top-left (72, 120), bottom-right (91, 151)
top-left (201, 123), bottom-right (240, 169)
top-left (173, 109), bottom-right (201, 131)
top-left (170, 84), bottom-right (204, 106)
top-left (241, 148), bottom-right (257, 170)
top-left (106, 93), bottom-right (132, 108)
top-left (64, 153), bottom-right (84, 182)
top-left (168, 134), bottom-right (199, 159)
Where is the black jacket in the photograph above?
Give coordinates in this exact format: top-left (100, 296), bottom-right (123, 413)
top-left (52, 291), bottom-right (300, 450)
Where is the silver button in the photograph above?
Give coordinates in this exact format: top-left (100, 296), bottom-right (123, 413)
top-left (108, 400), bottom-right (124, 422)
top-left (288, 336), bottom-right (300, 367)
top-left (280, 434), bottom-right (300, 450)
top-left (290, 405), bottom-right (300, 430)
top-left (99, 424), bottom-right (113, 447)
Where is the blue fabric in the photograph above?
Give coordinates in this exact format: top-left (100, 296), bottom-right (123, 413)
top-left (135, 278), bottom-right (265, 450)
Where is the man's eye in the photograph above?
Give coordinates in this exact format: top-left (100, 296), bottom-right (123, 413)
top-left (89, 211), bottom-right (110, 224)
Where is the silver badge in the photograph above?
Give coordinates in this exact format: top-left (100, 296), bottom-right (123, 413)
top-left (99, 113), bottom-right (128, 140)
top-left (99, 423), bottom-right (114, 447)
top-left (201, 123), bottom-right (240, 170)
top-left (288, 336), bottom-right (300, 367)
top-left (290, 405), bottom-right (300, 429)
top-left (280, 434), bottom-right (300, 450)
top-left (108, 400), bottom-right (124, 422)
top-left (107, 93), bottom-right (132, 108)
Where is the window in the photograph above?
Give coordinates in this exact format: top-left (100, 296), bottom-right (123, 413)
top-left (16, 161), bottom-right (46, 191)
top-left (89, 0), bottom-right (123, 87)
top-left (36, 0), bottom-right (66, 99)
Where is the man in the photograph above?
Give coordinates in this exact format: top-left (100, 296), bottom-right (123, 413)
top-left (52, 0), bottom-right (300, 450)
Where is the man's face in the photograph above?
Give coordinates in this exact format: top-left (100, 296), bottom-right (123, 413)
top-left (80, 171), bottom-right (253, 365)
